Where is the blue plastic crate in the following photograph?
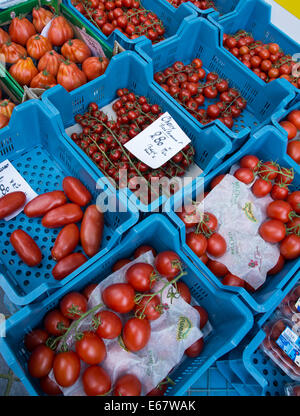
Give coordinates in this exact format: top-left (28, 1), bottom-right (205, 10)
top-left (136, 16), bottom-right (295, 150)
top-left (42, 51), bottom-right (232, 213)
top-left (0, 99), bottom-right (139, 306)
top-left (166, 0), bottom-right (252, 21)
top-left (165, 125), bottom-right (300, 313)
top-left (210, 0), bottom-right (300, 98)
top-left (216, 270), bottom-right (300, 396)
top-left (187, 364), bottom-right (239, 396)
top-left (62, 0), bottom-right (196, 50)
top-left (0, 214), bottom-right (253, 396)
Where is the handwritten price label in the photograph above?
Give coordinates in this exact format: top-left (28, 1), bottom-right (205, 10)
top-left (124, 112), bottom-right (191, 169)
top-left (0, 160), bottom-right (37, 220)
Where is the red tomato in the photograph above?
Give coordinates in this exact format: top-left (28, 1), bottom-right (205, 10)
top-left (210, 174), bottom-right (226, 189)
top-left (53, 351), bottom-right (81, 387)
top-left (287, 141), bottom-right (300, 164)
top-left (63, 176), bottom-right (92, 206)
top-left (0, 191), bottom-right (26, 219)
top-left (9, 56), bottom-right (38, 86)
top-left (61, 39), bottom-right (91, 64)
top-left (44, 309), bottom-right (70, 336)
top-left (200, 212), bottom-right (218, 234)
top-left (259, 219), bottom-right (286, 243)
top-left (102, 283), bottom-right (135, 313)
top-left (82, 283), bottom-right (97, 301)
top-left (51, 223), bottom-right (80, 261)
top-left (24, 191), bottom-right (67, 218)
top-left (200, 253), bottom-right (209, 265)
top-left (28, 345), bottom-right (54, 378)
top-left (75, 331), bottom-right (106, 365)
top-left (24, 329), bottom-right (49, 352)
top-left (207, 233), bottom-right (227, 257)
top-left (193, 305), bottom-right (208, 329)
top-left (280, 234), bottom-right (300, 259)
top-left (126, 262), bottom-right (156, 292)
top-left (48, 16), bottom-right (74, 46)
top-left (155, 251), bottom-right (182, 281)
top-left (9, 17), bottom-right (36, 46)
top-left (10, 229), bottom-right (42, 267)
top-left (185, 337), bottom-right (204, 357)
top-left (252, 178), bottom-right (272, 198)
top-left (60, 291), bottom-right (87, 320)
top-left (234, 167), bottom-right (255, 184)
top-left (275, 167), bottom-right (294, 185)
top-left (80, 204), bottom-right (104, 257)
top-left (176, 281), bottom-right (191, 304)
top-left (113, 374), bottom-right (141, 396)
top-left (280, 121), bottom-right (298, 140)
top-left (134, 245), bottom-right (157, 258)
top-left (82, 365), bottom-right (111, 396)
top-left (271, 184), bottom-right (289, 201)
top-left (207, 259), bottom-right (228, 277)
top-left (222, 274), bottom-right (245, 287)
top-left (287, 191), bottom-right (300, 214)
top-left (267, 200), bottom-right (292, 223)
top-left (267, 254), bottom-right (285, 275)
top-left (287, 110), bottom-right (300, 130)
top-left (258, 161), bottom-right (279, 181)
top-left (112, 258), bottom-right (131, 272)
top-left (177, 204), bottom-right (200, 229)
top-left (134, 295), bottom-right (162, 321)
top-left (95, 310), bottom-right (122, 339)
top-left (186, 232), bottom-right (207, 257)
top-left (123, 317), bottom-right (151, 352)
top-left (82, 56), bottom-right (109, 81)
top-left (42, 203), bottom-right (83, 228)
top-left (40, 376), bottom-right (62, 395)
top-left (147, 382), bottom-right (167, 396)
top-left (52, 253), bottom-right (87, 281)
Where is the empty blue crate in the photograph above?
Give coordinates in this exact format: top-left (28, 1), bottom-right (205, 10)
top-left (0, 100), bottom-right (138, 306)
top-left (42, 51), bottom-right (232, 213)
top-left (216, 270), bottom-right (300, 396)
top-left (62, 0), bottom-right (196, 50)
top-left (0, 214), bottom-right (253, 396)
top-left (210, 0), bottom-right (300, 98)
top-left (165, 125), bottom-right (300, 313)
top-left (136, 15), bottom-right (294, 151)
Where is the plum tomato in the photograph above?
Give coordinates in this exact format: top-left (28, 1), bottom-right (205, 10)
top-left (186, 232), bottom-right (207, 257)
top-left (95, 310), bottom-right (122, 339)
top-left (134, 295), bottom-right (162, 321)
top-left (60, 291), bottom-right (88, 320)
top-left (24, 329), bottom-right (49, 352)
top-left (126, 262), bottom-right (156, 292)
top-left (44, 309), bottom-right (70, 336)
top-left (155, 251), bottom-right (182, 281)
top-left (234, 167), bottom-right (254, 184)
top-left (193, 305), bottom-right (208, 329)
top-left (82, 365), bottom-right (111, 396)
top-left (122, 317), bottom-right (151, 352)
top-left (259, 219), bottom-right (286, 243)
top-left (102, 283), bottom-right (135, 313)
top-left (252, 178), bottom-right (272, 198)
top-left (206, 233), bottom-right (227, 258)
top-left (53, 351), bottom-right (81, 388)
top-left (113, 374), bottom-right (141, 396)
top-left (75, 331), bottom-right (106, 365)
top-left (222, 274), bottom-right (245, 287)
top-left (207, 259), bottom-right (228, 277)
top-left (134, 245), bottom-right (157, 258)
top-left (266, 200), bottom-right (293, 223)
top-left (185, 337), bottom-right (204, 357)
top-left (28, 345), bottom-right (54, 378)
top-left (176, 281), bottom-right (191, 304)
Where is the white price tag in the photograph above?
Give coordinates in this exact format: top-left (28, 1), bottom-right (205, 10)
top-left (124, 112), bottom-right (191, 169)
top-left (76, 27), bottom-right (106, 57)
top-left (0, 160), bottom-right (37, 220)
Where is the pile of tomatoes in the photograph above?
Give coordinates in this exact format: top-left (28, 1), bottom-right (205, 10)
top-left (178, 154), bottom-right (300, 292)
top-left (154, 59), bottom-right (247, 130)
top-left (25, 247), bottom-right (208, 396)
top-left (0, 6), bottom-right (109, 92)
top-left (71, 91), bottom-right (195, 202)
top-left (223, 30), bottom-right (300, 89)
top-left (71, 0), bottom-right (166, 43)
top-left (279, 109), bottom-right (300, 164)
top-left (167, 0), bottom-right (216, 10)
top-left (0, 88), bottom-right (16, 129)
top-left (0, 176), bottom-right (104, 281)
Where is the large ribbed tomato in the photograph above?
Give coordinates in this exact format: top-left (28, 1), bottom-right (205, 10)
top-left (26, 35), bottom-right (52, 60)
top-left (0, 28), bottom-right (10, 46)
top-left (32, 6), bottom-right (54, 32)
top-left (57, 60), bottom-right (87, 91)
top-left (0, 113), bottom-right (9, 129)
top-left (48, 16), bottom-right (74, 46)
top-left (82, 56), bottom-right (109, 80)
top-left (37, 50), bottom-right (63, 76)
top-left (9, 57), bottom-right (38, 86)
top-left (1, 41), bottom-right (27, 64)
top-left (30, 70), bottom-right (56, 89)
top-left (61, 39), bottom-right (91, 63)
top-left (0, 100), bottom-right (15, 118)
top-left (9, 17), bottom-right (36, 46)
